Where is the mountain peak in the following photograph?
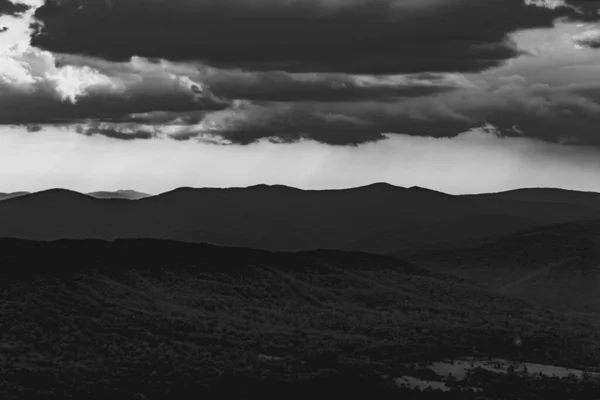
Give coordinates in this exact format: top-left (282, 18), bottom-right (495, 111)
top-left (31, 188), bottom-right (90, 198)
top-left (247, 184), bottom-right (299, 191)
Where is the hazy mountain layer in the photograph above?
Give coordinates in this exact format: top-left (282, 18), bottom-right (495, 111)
top-left (86, 190), bottom-right (151, 200)
top-left (0, 184), bottom-right (599, 254)
top-left (0, 192), bottom-right (29, 201)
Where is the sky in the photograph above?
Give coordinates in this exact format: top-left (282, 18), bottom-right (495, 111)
top-left (2, 0), bottom-right (600, 194)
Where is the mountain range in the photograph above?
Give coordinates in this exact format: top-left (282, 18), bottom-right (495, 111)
top-left (3, 184), bottom-right (600, 397)
top-left (0, 184), bottom-right (599, 254)
top-left (3, 183), bottom-right (600, 317)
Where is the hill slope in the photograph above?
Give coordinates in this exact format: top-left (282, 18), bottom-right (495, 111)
top-left (399, 220), bottom-right (600, 313)
top-left (0, 184), bottom-right (600, 254)
top-left (3, 238), bottom-right (600, 398)
top-left (466, 187), bottom-right (600, 211)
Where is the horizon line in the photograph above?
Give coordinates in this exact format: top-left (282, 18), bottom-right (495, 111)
top-left (1, 183), bottom-right (600, 200)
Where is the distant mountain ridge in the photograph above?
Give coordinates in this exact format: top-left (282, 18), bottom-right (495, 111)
top-left (0, 183), bottom-right (599, 254)
top-left (0, 190), bottom-right (151, 201)
top-left (0, 191), bottom-right (29, 201)
top-left (87, 190), bottom-right (151, 200)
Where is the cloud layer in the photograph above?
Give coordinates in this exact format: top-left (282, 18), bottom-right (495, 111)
top-left (0, 49), bottom-right (230, 140)
top-left (0, 0), bottom-right (29, 17)
top-left (31, 0), bottom-right (599, 75)
top-left (2, 0), bottom-right (600, 147)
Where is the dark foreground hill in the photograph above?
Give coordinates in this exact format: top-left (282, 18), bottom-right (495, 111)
top-left (3, 239), bottom-right (600, 399)
top-left (399, 220), bottom-right (600, 313)
top-left (1, 184), bottom-right (600, 254)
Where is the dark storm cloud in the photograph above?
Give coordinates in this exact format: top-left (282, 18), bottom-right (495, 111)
top-left (72, 120), bottom-right (231, 143)
top-left (204, 71), bottom-right (462, 103)
top-left (120, 99), bottom-right (476, 146)
top-left (54, 53), bottom-right (466, 103)
top-left (157, 80), bottom-right (600, 146)
top-left (209, 109), bottom-right (390, 146)
top-left (25, 124), bottom-right (43, 132)
top-left (37, 80), bottom-right (600, 146)
top-left (570, 0), bottom-right (600, 5)
top-left (573, 31), bottom-right (600, 48)
top-left (0, 0), bottom-right (29, 17)
top-left (118, 110), bottom-right (209, 126)
top-left (30, 0), bottom-right (600, 75)
top-left (1, 86), bottom-right (229, 125)
top-left (6, 0), bottom-right (600, 146)
top-left (75, 124), bottom-right (155, 141)
top-left (9, 50), bottom-right (600, 147)
top-left (0, 49), bottom-right (231, 126)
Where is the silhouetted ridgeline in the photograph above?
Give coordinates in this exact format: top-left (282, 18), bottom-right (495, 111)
top-left (2, 238), bottom-right (600, 398)
top-left (1, 184), bottom-right (600, 254)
